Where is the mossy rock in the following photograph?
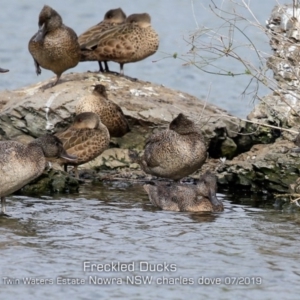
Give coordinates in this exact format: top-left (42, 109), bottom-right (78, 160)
top-left (20, 169), bottom-right (79, 195)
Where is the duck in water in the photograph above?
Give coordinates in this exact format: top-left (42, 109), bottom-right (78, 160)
top-left (143, 172), bottom-right (223, 212)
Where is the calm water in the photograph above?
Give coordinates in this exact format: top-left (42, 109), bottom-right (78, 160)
top-left (1, 182), bottom-right (300, 300)
top-left (1, 1), bottom-right (299, 299)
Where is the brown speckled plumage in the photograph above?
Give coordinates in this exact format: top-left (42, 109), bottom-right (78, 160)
top-left (78, 8), bottom-right (126, 72)
top-left (143, 172), bottom-right (223, 212)
top-left (52, 112), bottom-right (110, 177)
top-left (76, 84), bottom-right (130, 137)
top-left (0, 134), bottom-right (75, 215)
top-left (28, 5), bottom-right (81, 86)
top-left (80, 12), bottom-right (159, 75)
top-left (138, 113), bottom-right (207, 180)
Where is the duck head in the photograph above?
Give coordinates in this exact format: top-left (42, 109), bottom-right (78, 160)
top-left (72, 112), bottom-right (102, 130)
top-left (126, 13), bottom-right (151, 28)
top-left (92, 84), bottom-right (108, 98)
top-left (198, 172), bottom-right (221, 207)
top-left (33, 5), bottom-right (63, 42)
top-left (104, 8), bottom-right (126, 23)
top-left (34, 134), bottom-right (77, 161)
top-left (169, 113), bottom-right (197, 135)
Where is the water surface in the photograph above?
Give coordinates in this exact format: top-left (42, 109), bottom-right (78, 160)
top-left (1, 182), bottom-right (300, 299)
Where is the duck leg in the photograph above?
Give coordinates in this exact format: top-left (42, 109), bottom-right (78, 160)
top-left (41, 73), bottom-right (61, 90)
top-left (73, 166), bottom-right (79, 179)
top-left (119, 63), bottom-right (124, 76)
top-left (52, 73), bottom-right (62, 87)
top-left (103, 61), bottom-right (110, 72)
top-left (98, 61), bottom-right (104, 72)
top-left (1, 197), bottom-right (6, 214)
top-left (34, 59), bottom-right (41, 75)
top-left (0, 196), bottom-right (10, 217)
top-left (118, 63), bottom-right (137, 81)
top-left (98, 61), bottom-right (110, 73)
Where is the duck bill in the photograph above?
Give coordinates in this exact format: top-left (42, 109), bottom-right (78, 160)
top-left (59, 150), bottom-right (77, 162)
top-left (143, 184), bottom-right (150, 193)
top-left (0, 68), bottom-right (9, 73)
top-left (291, 147), bottom-right (300, 153)
top-left (33, 23), bottom-right (46, 42)
top-left (209, 189), bottom-right (220, 206)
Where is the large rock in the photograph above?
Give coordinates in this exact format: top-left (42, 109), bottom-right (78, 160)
top-left (217, 140), bottom-right (300, 193)
top-left (0, 72), bottom-right (245, 194)
top-left (1, 43), bottom-right (300, 195)
top-left (216, 3), bottom-right (300, 193)
top-left (0, 71), bottom-right (243, 157)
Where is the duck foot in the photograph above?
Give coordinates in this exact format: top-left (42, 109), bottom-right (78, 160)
top-left (0, 67), bottom-right (9, 73)
top-left (120, 74), bottom-right (138, 82)
top-left (107, 70), bottom-right (121, 76)
top-left (87, 70), bottom-right (102, 73)
top-left (0, 212), bottom-right (11, 218)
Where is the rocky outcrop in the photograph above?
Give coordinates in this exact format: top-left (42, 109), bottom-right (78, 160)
top-left (217, 140), bottom-right (300, 193)
top-left (0, 71), bottom-right (243, 194)
top-left (0, 72), bottom-right (245, 157)
top-left (212, 3), bottom-right (300, 194)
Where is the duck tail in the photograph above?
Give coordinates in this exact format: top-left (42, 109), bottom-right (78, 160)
top-left (80, 50), bottom-right (99, 62)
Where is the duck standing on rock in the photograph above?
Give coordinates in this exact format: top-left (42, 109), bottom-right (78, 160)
top-left (76, 84), bottom-right (130, 137)
top-left (0, 134), bottom-right (76, 216)
top-left (78, 8), bottom-right (126, 72)
top-left (51, 112), bottom-right (110, 178)
top-left (143, 172), bottom-right (223, 212)
top-left (80, 12), bottom-right (159, 76)
top-left (28, 5), bottom-right (81, 87)
top-left (135, 113), bottom-right (207, 181)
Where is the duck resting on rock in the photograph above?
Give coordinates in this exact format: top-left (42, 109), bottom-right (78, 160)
top-left (80, 12), bottom-right (159, 76)
top-left (133, 113), bottom-right (207, 181)
top-left (78, 7), bottom-right (126, 72)
top-left (75, 84), bottom-right (130, 137)
top-left (28, 5), bottom-right (81, 87)
top-left (50, 112), bottom-right (110, 178)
